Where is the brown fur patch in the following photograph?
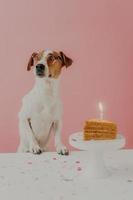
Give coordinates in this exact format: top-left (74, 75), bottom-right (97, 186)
top-left (27, 52), bottom-right (38, 71)
top-left (60, 51), bottom-right (73, 68)
top-left (27, 50), bottom-right (45, 71)
top-left (47, 52), bottom-right (63, 78)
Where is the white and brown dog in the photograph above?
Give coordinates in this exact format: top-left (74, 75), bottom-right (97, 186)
top-left (17, 49), bottom-right (73, 155)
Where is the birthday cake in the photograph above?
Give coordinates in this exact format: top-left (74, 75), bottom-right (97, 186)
top-left (83, 119), bottom-right (117, 140)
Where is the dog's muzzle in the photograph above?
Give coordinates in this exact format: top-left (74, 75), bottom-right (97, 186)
top-left (36, 64), bottom-right (45, 77)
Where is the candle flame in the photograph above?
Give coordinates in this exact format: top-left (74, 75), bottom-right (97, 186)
top-left (98, 102), bottom-right (104, 112)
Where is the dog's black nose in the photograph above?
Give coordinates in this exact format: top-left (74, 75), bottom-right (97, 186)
top-left (36, 64), bottom-right (45, 71)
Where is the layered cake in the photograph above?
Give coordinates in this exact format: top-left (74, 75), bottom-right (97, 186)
top-left (83, 119), bottom-right (117, 140)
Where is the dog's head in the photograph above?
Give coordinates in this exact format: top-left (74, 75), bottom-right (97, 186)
top-left (27, 50), bottom-right (73, 79)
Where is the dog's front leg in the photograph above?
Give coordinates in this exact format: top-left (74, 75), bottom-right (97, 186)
top-left (54, 120), bottom-right (69, 155)
top-left (18, 118), bottom-right (42, 154)
top-left (27, 118), bottom-right (43, 154)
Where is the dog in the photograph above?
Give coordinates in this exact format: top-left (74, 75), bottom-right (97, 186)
top-left (17, 49), bottom-right (73, 155)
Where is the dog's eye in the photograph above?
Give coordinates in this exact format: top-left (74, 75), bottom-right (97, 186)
top-left (48, 55), bottom-right (55, 62)
top-left (57, 56), bottom-right (62, 60)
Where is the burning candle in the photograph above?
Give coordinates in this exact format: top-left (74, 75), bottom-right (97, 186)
top-left (98, 102), bottom-right (104, 120)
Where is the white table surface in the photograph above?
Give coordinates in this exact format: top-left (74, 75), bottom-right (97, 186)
top-left (0, 150), bottom-right (133, 200)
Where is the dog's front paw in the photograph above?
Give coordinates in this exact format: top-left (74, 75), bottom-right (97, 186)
top-left (29, 142), bottom-right (42, 154)
top-left (56, 143), bottom-right (69, 155)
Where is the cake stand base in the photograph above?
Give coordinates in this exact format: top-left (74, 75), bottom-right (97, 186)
top-left (84, 147), bottom-right (110, 178)
top-left (69, 132), bottom-right (125, 179)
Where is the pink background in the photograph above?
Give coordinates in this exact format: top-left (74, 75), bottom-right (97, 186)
top-left (0, 0), bottom-right (133, 152)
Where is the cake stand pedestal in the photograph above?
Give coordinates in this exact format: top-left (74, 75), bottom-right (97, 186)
top-left (69, 132), bottom-right (125, 179)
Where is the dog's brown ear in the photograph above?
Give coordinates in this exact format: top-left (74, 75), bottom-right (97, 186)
top-left (27, 52), bottom-right (38, 71)
top-left (60, 51), bottom-right (73, 68)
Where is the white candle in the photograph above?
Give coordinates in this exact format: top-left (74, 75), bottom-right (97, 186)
top-left (98, 102), bottom-right (104, 120)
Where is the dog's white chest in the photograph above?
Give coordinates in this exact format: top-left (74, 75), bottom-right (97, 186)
top-left (39, 99), bottom-right (58, 120)
top-left (29, 90), bottom-right (62, 135)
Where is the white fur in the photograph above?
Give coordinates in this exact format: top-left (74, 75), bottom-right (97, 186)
top-left (17, 51), bottom-right (68, 155)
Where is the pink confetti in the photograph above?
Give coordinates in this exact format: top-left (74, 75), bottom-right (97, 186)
top-left (77, 167), bottom-right (82, 171)
top-left (75, 161), bottom-right (80, 164)
top-left (53, 157), bottom-right (57, 160)
top-left (27, 162), bottom-right (32, 165)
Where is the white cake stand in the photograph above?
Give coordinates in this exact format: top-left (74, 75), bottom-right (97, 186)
top-left (69, 132), bottom-right (125, 179)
